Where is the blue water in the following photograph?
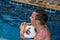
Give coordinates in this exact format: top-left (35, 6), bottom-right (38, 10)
top-left (0, 0), bottom-right (60, 40)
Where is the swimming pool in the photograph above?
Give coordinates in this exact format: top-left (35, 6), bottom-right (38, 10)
top-left (0, 0), bottom-right (60, 40)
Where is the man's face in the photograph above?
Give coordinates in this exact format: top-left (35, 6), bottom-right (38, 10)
top-left (30, 12), bottom-right (37, 25)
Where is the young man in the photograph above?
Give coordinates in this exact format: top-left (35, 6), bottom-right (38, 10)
top-left (30, 9), bottom-right (51, 40)
top-left (20, 9), bottom-right (51, 40)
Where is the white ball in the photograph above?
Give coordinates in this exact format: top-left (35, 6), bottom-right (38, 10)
top-left (24, 25), bottom-right (36, 38)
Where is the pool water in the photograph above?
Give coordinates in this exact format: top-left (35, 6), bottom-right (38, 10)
top-left (0, 0), bottom-right (60, 40)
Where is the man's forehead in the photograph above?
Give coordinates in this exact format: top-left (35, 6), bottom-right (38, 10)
top-left (33, 12), bottom-right (37, 14)
top-left (32, 12), bottom-right (37, 15)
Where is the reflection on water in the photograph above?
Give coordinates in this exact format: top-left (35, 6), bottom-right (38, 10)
top-left (0, 38), bottom-right (8, 40)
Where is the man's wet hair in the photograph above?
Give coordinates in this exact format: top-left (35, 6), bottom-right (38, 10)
top-left (34, 9), bottom-right (48, 25)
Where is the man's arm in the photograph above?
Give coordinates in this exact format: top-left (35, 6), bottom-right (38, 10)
top-left (20, 22), bottom-right (27, 40)
top-left (34, 26), bottom-right (51, 40)
top-left (34, 30), bottom-right (45, 40)
top-left (45, 31), bottom-right (51, 40)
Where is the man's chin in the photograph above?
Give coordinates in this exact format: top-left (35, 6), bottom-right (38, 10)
top-left (30, 22), bottom-right (34, 25)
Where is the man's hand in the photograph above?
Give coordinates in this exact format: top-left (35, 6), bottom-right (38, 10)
top-left (20, 32), bottom-right (24, 40)
top-left (20, 22), bottom-right (27, 40)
